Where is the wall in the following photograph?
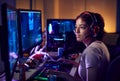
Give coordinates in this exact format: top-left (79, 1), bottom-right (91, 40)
top-left (6, 0), bottom-right (117, 32)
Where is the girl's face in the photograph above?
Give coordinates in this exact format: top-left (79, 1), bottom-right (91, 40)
top-left (75, 18), bottom-right (91, 42)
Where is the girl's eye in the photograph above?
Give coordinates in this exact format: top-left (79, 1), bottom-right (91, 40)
top-left (75, 24), bottom-right (88, 29)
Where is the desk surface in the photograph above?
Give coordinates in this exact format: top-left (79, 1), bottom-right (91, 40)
top-left (13, 61), bottom-right (46, 81)
top-left (13, 53), bottom-right (79, 81)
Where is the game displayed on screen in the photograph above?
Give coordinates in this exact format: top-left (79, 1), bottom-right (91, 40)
top-left (18, 10), bottom-right (42, 53)
top-left (46, 19), bottom-right (75, 52)
top-left (7, 7), bottom-right (19, 74)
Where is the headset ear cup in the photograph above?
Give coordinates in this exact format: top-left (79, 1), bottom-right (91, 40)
top-left (93, 26), bottom-right (100, 37)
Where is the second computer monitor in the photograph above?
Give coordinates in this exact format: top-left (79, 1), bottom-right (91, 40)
top-left (46, 19), bottom-right (75, 52)
top-left (17, 9), bottom-right (42, 56)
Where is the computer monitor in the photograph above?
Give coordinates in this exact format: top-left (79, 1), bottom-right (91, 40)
top-left (46, 19), bottom-right (76, 52)
top-left (17, 9), bottom-right (42, 56)
top-left (0, 3), bottom-right (19, 81)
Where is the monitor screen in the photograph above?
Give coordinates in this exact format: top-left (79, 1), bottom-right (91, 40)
top-left (18, 9), bottom-right (42, 55)
top-left (46, 19), bottom-right (75, 52)
top-left (1, 3), bottom-right (19, 81)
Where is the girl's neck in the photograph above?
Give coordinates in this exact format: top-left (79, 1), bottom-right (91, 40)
top-left (83, 37), bottom-right (95, 47)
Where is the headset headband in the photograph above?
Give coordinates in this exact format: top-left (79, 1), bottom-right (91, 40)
top-left (83, 11), bottom-right (98, 28)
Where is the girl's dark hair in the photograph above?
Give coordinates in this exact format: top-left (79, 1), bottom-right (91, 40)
top-left (75, 11), bottom-right (105, 40)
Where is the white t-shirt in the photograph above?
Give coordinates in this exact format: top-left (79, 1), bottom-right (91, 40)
top-left (78, 41), bottom-right (110, 81)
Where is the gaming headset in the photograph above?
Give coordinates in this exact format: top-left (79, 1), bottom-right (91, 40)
top-left (82, 11), bottom-right (99, 38)
top-left (82, 11), bottom-right (98, 28)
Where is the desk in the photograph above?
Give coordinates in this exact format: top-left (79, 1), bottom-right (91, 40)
top-left (13, 61), bottom-right (46, 81)
top-left (13, 53), bottom-right (79, 81)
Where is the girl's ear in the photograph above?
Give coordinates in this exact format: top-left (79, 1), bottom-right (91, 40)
top-left (93, 26), bottom-right (100, 37)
